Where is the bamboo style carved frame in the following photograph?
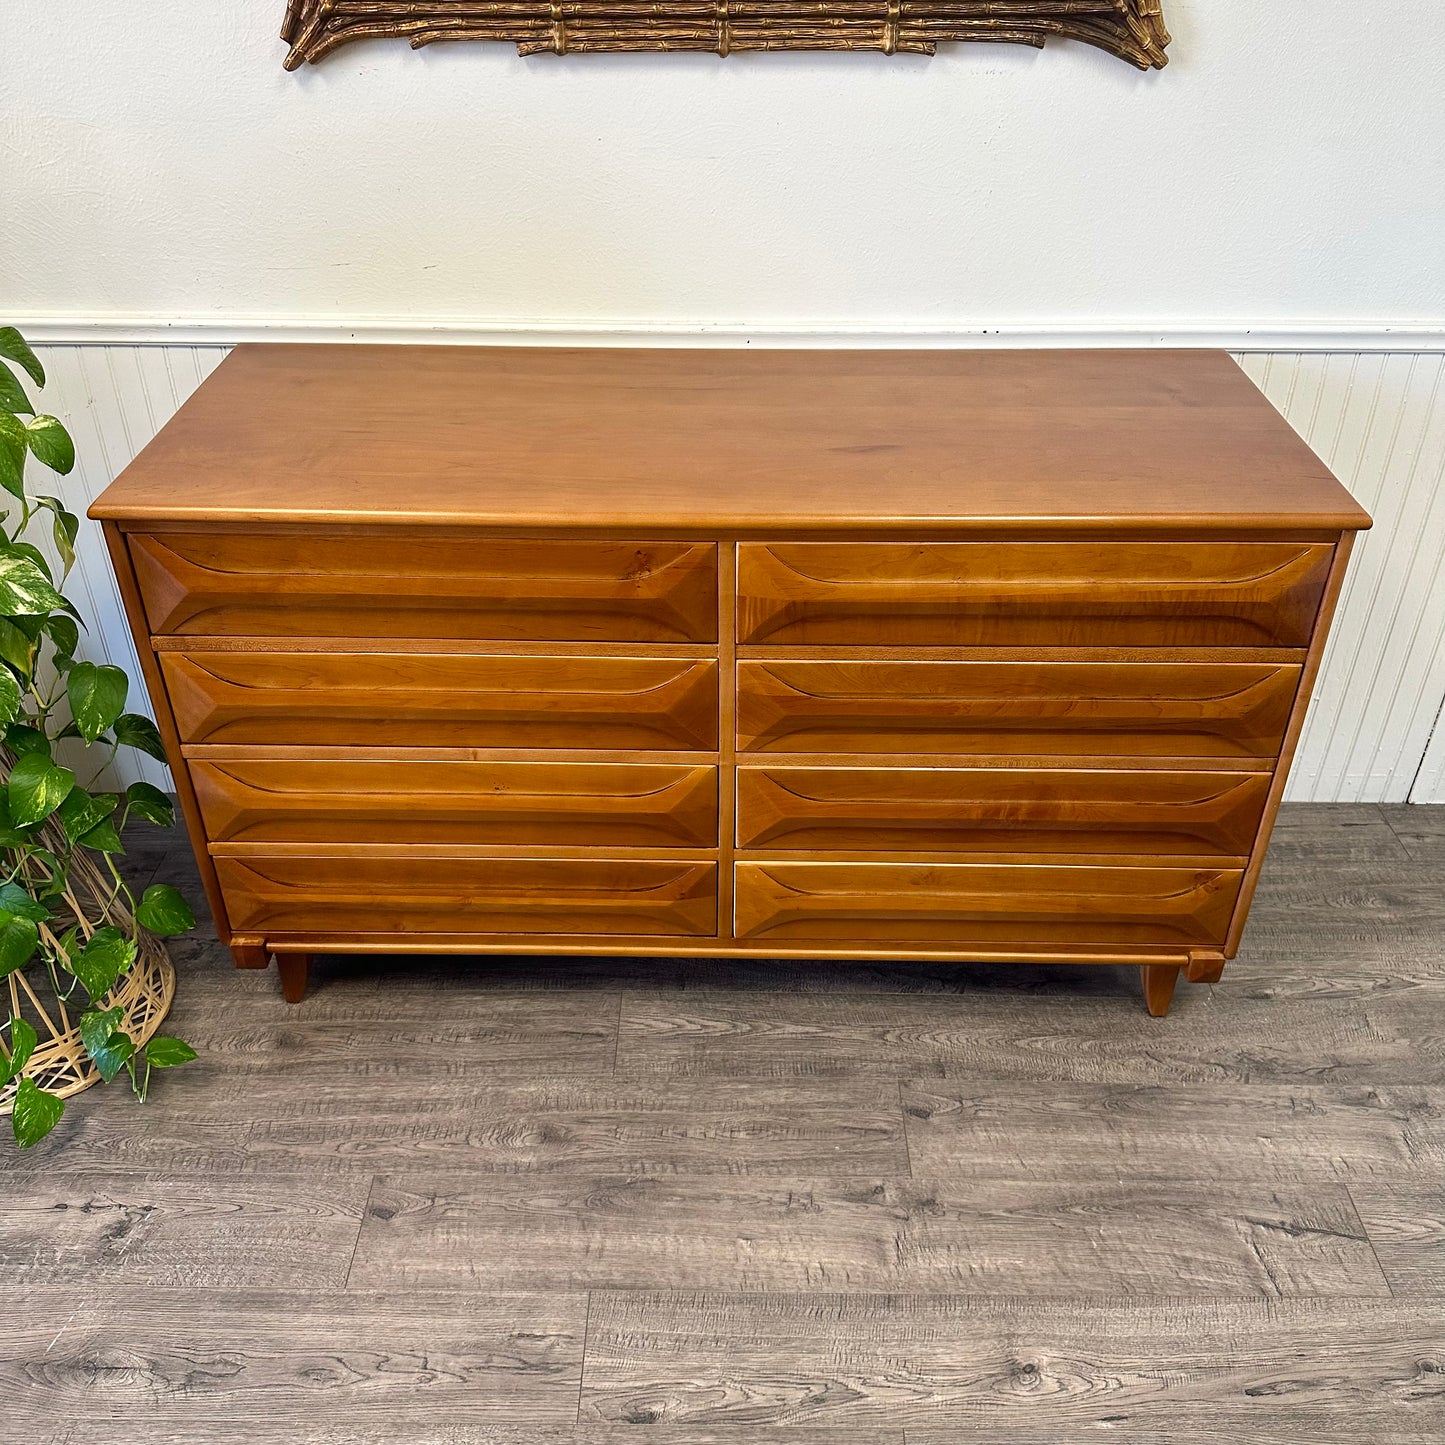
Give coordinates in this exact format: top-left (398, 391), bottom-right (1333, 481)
top-left (282, 1), bottom-right (1170, 68)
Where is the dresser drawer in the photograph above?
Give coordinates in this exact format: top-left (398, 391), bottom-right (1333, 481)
top-left (736, 660), bottom-right (1300, 758)
top-left (131, 532), bottom-right (718, 642)
top-left (734, 861), bottom-right (1242, 946)
top-left (736, 766), bottom-right (1271, 856)
top-left (215, 855), bottom-right (718, 937)
top-left (194, 759), bottom-right (718, 846)
top-left (737, 541), bottom-right (1333, 647)
top-left (162, 651), bottom-right (718, 749)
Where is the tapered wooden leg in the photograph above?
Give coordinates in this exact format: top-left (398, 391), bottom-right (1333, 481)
top-left (1141, 964), bottom-right (1182, 1017)
top-left (277, 953), bottom-right (311, 1004)
top-left (230, 937), bottom-right (270, 970)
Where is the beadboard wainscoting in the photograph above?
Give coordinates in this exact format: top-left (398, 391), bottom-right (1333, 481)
top-left (25, 342), bottom-right (1445, 802)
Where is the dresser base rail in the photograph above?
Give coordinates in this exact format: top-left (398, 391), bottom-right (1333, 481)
top-left (234, 936), bottom-right (1228, 1013)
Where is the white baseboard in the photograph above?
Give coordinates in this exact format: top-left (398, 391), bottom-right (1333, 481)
top-left (12, 314), bottom-right (1445, 352)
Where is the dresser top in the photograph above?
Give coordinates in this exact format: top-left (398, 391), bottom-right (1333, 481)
top-left (92, 345), bottom-right (1369, 535)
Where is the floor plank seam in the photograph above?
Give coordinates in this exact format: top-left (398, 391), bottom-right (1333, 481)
top-left (1379, 801), bottom-right (1427, 862)
top-left (1345, 1180), bottom-right (1399, 1299)
top-left (575, 1288), bottom-right (594, 1425)
top-left (611, 990), bottom-right (625, 1075)
top-left (340, 1174), bottom-right (377, 1291)
top-left (897, 1079), bottom-right (916, 1179)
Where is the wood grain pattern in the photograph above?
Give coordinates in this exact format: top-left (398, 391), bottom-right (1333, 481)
top-left (580, 1293), bottom-right (1444, 1431)
top-left (244, 1077), bottom-right (909, 1176)
top-left (616, 983), bottom-right (1445, 1084)
top-left (170, 987), bottom-right (622, 1082)
top-left (131, 531), bottom-right (719, 642)
top-left (734, 861), bottom-right (1242, 946)
top-left (161, 651), bottom-right (720, 749)
top-left (736, 765), bottom-right (1271, 855)
top-left (736, 659), bottom-right (1302, 757)
top-left (0, 1286), bottom-right (587, 1425)
top-left (0, 1171), bottom-right (367, 1287)
top-left (738, 540), bottom-right (1335, 647)
top-left (348, 1173), bottom-right (1387, 1296)
top-left (214, 854), bottom-right (719, 938)
top-left (90, 348), bottom-right (1369, 535)
top-left (901, 1081), bottom-right (1445, 1183)
top-left (192, 758), bottom-right (719, 847)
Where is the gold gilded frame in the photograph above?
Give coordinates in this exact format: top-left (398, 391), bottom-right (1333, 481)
top-left (282, 1), bottom-right (1169, 69)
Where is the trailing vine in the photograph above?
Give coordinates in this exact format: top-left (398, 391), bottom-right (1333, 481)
top-left (0, 324), bottom-right (195, 1147)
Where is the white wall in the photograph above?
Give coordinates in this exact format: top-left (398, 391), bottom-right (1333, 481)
top-left (4, 2), bottom-right (1443, 332)
top-left (4, 3), bottom-right (1444, 799)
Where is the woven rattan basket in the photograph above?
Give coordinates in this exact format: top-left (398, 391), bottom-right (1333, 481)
top-left (0, 826), bottom-right (176, 1115)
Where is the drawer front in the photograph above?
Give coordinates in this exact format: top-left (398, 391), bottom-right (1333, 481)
top-left (131, 532), bottom-right (718, 642)
top-left (215, 855), bottom-right (718, 937)
top-left (162, 651), bottom-right (719, 749)
top-left (736, 766), bottom-right (1271, 856)
top-left (737, 541), bottom-right (1333, 647)
top-left (194, 759), bottom-right (718, 847)
top-left (736, 660), bottom-right (1300, 758)
top-left (734, 862), bottom-right (1242, 946)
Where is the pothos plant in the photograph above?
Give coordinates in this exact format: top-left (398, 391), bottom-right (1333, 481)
top-left (0, 324), bottom-right (196, 1147)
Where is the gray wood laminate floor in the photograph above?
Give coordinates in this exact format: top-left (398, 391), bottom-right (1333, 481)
top-left (3, 804), bottom-right (1443, 1443)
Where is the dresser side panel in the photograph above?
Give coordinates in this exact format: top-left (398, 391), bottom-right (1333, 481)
top-left (1224, 531), bottom-right (1356, 955)
top-left (102, 521), bottom-right (234, 944)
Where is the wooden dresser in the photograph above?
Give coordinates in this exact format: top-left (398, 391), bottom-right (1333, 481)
top-left (92, 346), bottom-right (1370, 1014)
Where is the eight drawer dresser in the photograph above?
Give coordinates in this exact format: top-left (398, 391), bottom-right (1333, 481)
top-left (92, 346), bottom-right (1371, 1014)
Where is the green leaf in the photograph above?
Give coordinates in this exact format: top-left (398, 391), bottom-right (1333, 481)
top-left (90, 1028), bottom-right (135, 1083)
top-left (0, 360), bottom-right (34, 417)
top-left (44, 613), bottom-right (80, 662)
top-left (79, 1005), bottom-right (123, 1060)
top-left (7, 752), bottom-right (74, 827)
top-left (67, 926), bottom-right (135, 1000)
top-left (0, 915), bottom-right (39, 977)
top-left (145, 1036), bottom-right (197, 1069)
top-left (0, 617), bottom-right (37, 675)
top-left (0, 792), bottom-right (35, 848)
top-left (0, 412), bottom-right (25, 499)
top-left (0, 668), bottom-right (20, 727)
top-left (112, 712), bottom-right (167, 763)
top-left (123, 780), bottom-right (174, 828)
top-left (0, 881), bottom-right (50, 923)
top-left (0, 328), bottom-right (44, 388)
top-left (80, 1011), bottom-right (132, 1080)
top-left (4, 541), bottom-right (52, 582)
top-left (78, 816), bottom-right (124, 854)
top-left (4, 1014), bottom-right (38, 1083)
top-left (53, 921), bottom-right (79, 967)
top-left (67, 661), bottom-right (129, 742)
top-left (35, 497), bottom-right (80, 576)
top-left (0, 551), bottom-right (65, 617)
top-left (136, 884), bottom-right (194, 936)
top-left (24, 417), bottom-right (74, 476)
top-left (11, 1077), bottom-right (63, 1147)
top-left (27, 848), bottom-right (67, 901)
top-left (57, 787), bottom-right (118, 844)
top-left (5, 723), bottom-right (49, 758)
